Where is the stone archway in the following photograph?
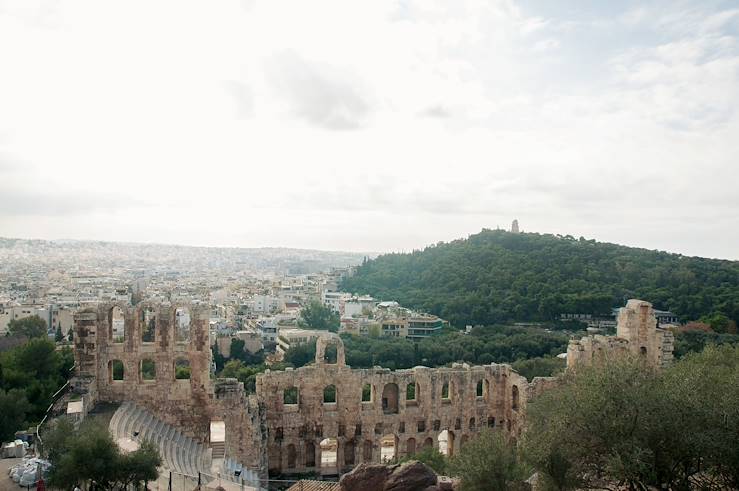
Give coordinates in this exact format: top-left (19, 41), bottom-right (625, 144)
top-left (382, 383), bottom-right (399, 414)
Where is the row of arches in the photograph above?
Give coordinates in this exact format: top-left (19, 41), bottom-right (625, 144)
top-left (107, 306), bottom-right (193, 345)
top-left (282, 379), bottom-right (513, 412)
top-left (276, 430), bottom-right (473, 473)
top-left (107, 358), bottom-right (191, 383)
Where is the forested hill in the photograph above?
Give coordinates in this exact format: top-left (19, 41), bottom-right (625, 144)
top-left (340, 230), bottom-right (739, 328)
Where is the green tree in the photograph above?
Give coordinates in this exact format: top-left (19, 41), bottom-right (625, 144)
top-left (700, 312), bottom-right (737, 334)
top-left (228, 338), bottom-right (265, 365)
top-left (219, 360), bottom-right (274, 394)
top-left (448, 429), bottom-right (528, 491)
top-left (522, 347), bottom-right (739, 490)
top-left (511, 356), bottom-right (565, 380)
top-left (212, 342), bottom-right (226, 372)
top-left (8, 315), bottom-right (47, 338)
top-left (340, 229), bottom-right (739, 328)
top-left (284, 341), bottom-right (317, 368)
top-left (55, 325), bottom-right (63, 342)
top-left (0, 389), bottom-right (31, 441)
top-left (298, 300), bottom-right (339, 332)
top-left (45, 420), bottom-right (161, 490)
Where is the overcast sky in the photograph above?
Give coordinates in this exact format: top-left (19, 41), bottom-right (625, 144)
top-left (1, 1), bottom-right (738, 259)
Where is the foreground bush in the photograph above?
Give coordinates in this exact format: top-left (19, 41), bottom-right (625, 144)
top-left (522, 345), bottom-right (739, 490)
top-left (44, 419), bottom-right (161, 490)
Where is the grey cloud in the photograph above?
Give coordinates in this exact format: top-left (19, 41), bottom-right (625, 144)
top-left (284, 176), bottom-right (530, 216)
top-left (222, 80), bottom-right (254, 119)
top-left (0, 186), bottom-right (138, 217)
top-left (420, 105), bottom-right (453, 119)
top-left (265, 51), bottom-right (372, 130)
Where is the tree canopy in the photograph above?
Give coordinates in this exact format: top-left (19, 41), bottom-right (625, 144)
top-left (44, 419), bottom-right (161, 490)
top-left (0, 338), bottom-right (74, 441)
top-left (281, 326), bottom-right (569, 377)
top-left (341, 229), bottom-right (739, 327)
top-left (298, 300), bottom-right (339, 332)
top-left (523, 345), bottom-right (739, 490)
top-left (8, 315), bottom-right (48, 338)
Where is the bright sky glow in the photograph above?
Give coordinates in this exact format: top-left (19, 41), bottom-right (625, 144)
top-left (1, 0), bottom-right (738, 258)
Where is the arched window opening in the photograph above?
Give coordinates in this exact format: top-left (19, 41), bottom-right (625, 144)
top-left (344, 440), bottom-right (355, 466)
top-left (406, 438), bottom-right (416, 457)
top-left (406, 382), bottom-right (417, 402)
top-left (320, 438), bottom-right (338, 471)
top-left (362, 440), bottom-right (373, 463)
top-left (512, 385), bottom-right (520, 411)
top-left (455, 418), bottom-right (462, 430)
top-left (324, 343), bottom-right (337, 364)
top-left (286, 444), bottom-right (297, 469)
top-left (110, 360), bottom-right (124, 382)
top-left (422, 437), bottom-right (433, 450)
top-left (110, 306), bottom-right (125, 343)
top-left (487, 416), bottom-right (495, 428)
top-left (469, 417), bottom-right (475, 430)
top-left (140, 359), bottom-right (156, 381)
top-left (441, 381), bottom-right (450, 400)
top-left (141, 307), bottom-right (156, 343)
top-left (476, 380), bottom-right (484, 397)
top-left (323, 385), bottom-right (337, 404)
top-left (361, 384), bottom-right (372, 402)
top-left (438, 430), bottom-right (455, 457)
top-left (284, 387), bottom-right (299, 405)
top-left (380, 434), bottom-right (397, 463)
top-left (175, 307), bottom-right (191, 344)
top-left (382, 383), bottom-right (399, 414)
top-left (175, 358), bottom-right (190, 380)
top-left (305, 441), bottom-right (316, 467)
top-left (640, 346), bottom-right (648, 356)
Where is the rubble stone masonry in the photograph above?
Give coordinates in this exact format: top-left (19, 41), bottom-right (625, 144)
top-left (73, 303), bottom-right (554, 478)
top-left (567, 299), bottom-right (675, 369)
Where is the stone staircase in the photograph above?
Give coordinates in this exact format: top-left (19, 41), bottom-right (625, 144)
top-left (211, 440), bottom-right (225, 460)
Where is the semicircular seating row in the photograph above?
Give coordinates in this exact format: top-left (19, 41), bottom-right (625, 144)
top-left (109, 401), bottom-right (210, 478)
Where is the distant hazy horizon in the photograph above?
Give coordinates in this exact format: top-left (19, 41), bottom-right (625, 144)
top-left (3, 226), bottom-right (737, 262)
top-left (1, 1), bottom-right (738, 259)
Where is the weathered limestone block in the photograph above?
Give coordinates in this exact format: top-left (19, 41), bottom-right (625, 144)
top-left (384, 461), bottom-right (437, 491)
top-left (339, 463), bottom-right (391, 491)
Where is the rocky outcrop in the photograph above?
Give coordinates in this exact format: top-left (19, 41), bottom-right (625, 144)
top-left (339, 463), bottom-right (391, 491)
top-left (339, 461), bottom-right (441, 491)
top-left (384, 461), bottom-right (438, 490)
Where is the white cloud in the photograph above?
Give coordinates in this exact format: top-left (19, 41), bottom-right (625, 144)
top-left (0, 0), bottom-right (737, 258)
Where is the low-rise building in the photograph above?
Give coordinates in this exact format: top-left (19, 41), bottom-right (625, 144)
top-left (277, 328), bottom-right (332, 354)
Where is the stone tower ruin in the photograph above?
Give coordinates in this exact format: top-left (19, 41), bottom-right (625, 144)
top-left (566, 299), bottom-right (674, 369)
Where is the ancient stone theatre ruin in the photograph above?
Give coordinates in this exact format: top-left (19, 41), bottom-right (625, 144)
top-left (71, 302), bottom-right (553, 480)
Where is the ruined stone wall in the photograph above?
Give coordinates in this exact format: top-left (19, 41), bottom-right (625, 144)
top-left (74, 303), bottom-right (222, 442)
top-left (256, 336), bottom-right (531, 476)
top-left (74, 304), bottom-right (550, 479)
top-left (567, 299), bottom-right (674, 370)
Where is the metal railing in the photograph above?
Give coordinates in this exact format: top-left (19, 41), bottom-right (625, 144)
top-left (36, 364), bottom-right (76, 451)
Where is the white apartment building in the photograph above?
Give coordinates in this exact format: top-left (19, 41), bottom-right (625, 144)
top-left (322, 291), bottom-right (352, 313)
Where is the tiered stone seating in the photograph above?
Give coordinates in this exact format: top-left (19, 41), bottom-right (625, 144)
top-left (108, 402), bottom-right (210, 478)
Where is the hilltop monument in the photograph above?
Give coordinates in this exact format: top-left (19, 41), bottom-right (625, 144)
top-left (511, 219), bottom-right (520, 233)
